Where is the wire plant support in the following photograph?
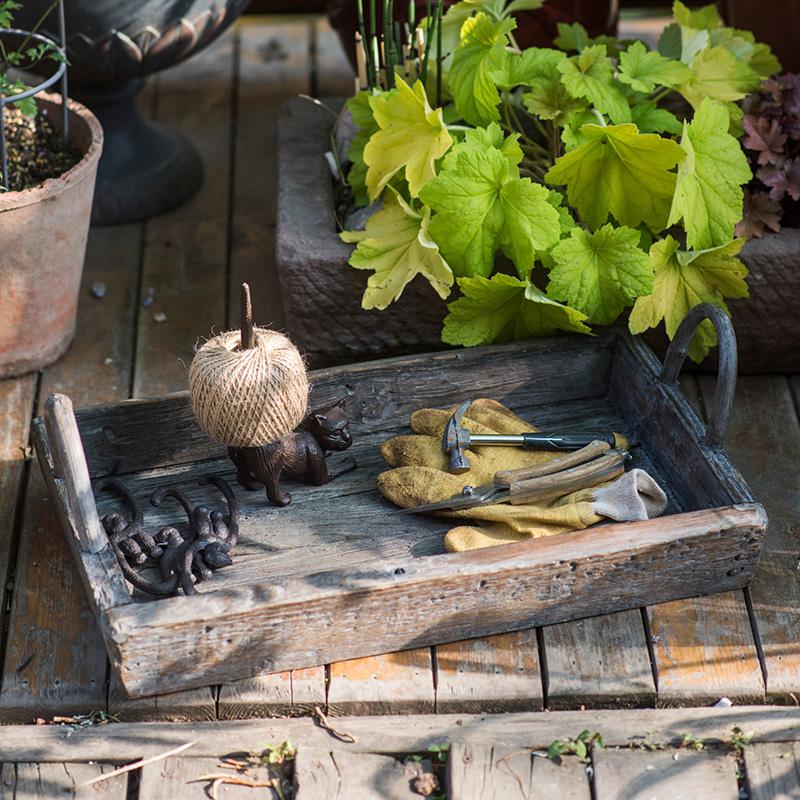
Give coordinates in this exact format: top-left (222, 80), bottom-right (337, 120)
top-left (0, 0), bottom-right (68, 191)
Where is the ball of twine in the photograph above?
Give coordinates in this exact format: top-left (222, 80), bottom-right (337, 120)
top-left (189, 327), bottom-right (309, 448)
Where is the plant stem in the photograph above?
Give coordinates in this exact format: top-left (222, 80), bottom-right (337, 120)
top-left (383, 0), bottom-right (394, 87)
top-left (435, 0), bottom-right (442, 106)
top-left (355, 0), bottom-right (372, 88)
top-left (421, 0), bottom-right (433, 83)
top-left (368, 0), bottom-right (378, 85)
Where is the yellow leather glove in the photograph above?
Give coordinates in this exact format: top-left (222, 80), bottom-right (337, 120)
top-left (378, 399), bottom-right (666, 552)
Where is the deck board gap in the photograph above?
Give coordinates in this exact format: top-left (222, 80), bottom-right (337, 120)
top-left (0, 374), bottom-right (40, 691)
top-left (309, 18), bottom-right (318, 98)
top-left (536, 627), bottom-right (550, 710)
top-left (224, 27), bottom-right (242, 332)
top-left (744, 586), bottom-right (770, 695)
top-left (639, 606), bottom-right (660, 697)
top-left (430, 645), bottom-right (438, 714)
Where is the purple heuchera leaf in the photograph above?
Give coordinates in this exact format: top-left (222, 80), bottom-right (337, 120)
top-left (743, 115), bottom-right (786, 165)
top-left (741, 73), bottom-right (800, 229)
top-left (736, 190), bottom-right (782, 238)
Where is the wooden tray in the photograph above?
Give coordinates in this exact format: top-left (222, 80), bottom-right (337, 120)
top-left (34, 305), bottom-right (767, 699)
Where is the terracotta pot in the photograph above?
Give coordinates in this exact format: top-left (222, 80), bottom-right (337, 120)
top-left (0, 93), bottom-right (103, 378)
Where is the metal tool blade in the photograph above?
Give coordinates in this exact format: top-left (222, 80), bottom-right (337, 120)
top-left (391, 482), bottom-right (502, 515)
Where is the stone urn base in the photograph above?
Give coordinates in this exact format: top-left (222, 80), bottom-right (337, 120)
top-left (75, 79), bottom-right (203, 226)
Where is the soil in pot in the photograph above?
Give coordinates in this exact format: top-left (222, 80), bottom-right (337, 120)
top-left (1, 106), bottom-right (81, 191)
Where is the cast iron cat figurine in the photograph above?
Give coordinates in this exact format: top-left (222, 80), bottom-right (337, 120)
top-left (228, 400), bottom-right (355, 506)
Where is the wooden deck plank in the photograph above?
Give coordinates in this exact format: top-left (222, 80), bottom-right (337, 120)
top-left (745, 742), bottom-right (800, 800)
top-left (311, 14), bottom-right (436, 719)
top-left (218, 17), bottom-right (325, 719)
top-left (131, 32), bottom-right (233, 399)
top-left (313, 17), bottom-right (355, 96)
top-left (294, 750), bottom-right (419, 799)
top-left (593, 748), bottom-right (741, 799)
top-left (9, 762), bottom-right (127, 799)
top-left (0, 225), bottom-right (142, 722)
top-left (218, 668), bottom-right (326, 719)
top-left (447, 744), bottom-right (590, 799)
top-left (227, 17), bottom-right (312, 330)
top-left (327, 651), bottom-right (435, 715)
top-left (121, 28), bottom-right (240, 722)
top-left (645, 375), bottom-right (765, 706)
top-left (708, 375), bottom-right (800, 701)
top-left (0, 376), bottom-right (37, 662)
top-left (435, 631), bottom-right (543, 714)
top-left (3, 708), bottom-right (800, 761)
top-left (648, 591), bottom-right (764, 706)
top-left (139, 756), bottom-right (279, 799)
top-left (542, 611), bottom-right (656, 709)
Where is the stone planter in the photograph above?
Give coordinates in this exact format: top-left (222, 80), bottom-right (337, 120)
top-left (276, 96), bottom-right (800, 373)
top-left (276, 97), bottom-right (445, 367)
top-left (0, 94), bottom-right (103, 378)
top-left (727, 229), bottom-right (800, 373)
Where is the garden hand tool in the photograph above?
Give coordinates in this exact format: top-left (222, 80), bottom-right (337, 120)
top-left (379, 399), bottom-right (666, 552)
top-left (395, 447), bottom-right (630, 515)
top-left (442, 399), bottom-right (617, 473)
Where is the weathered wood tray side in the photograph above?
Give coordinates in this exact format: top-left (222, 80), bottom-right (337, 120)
top-left (33, 317), bottom-right (768, 699)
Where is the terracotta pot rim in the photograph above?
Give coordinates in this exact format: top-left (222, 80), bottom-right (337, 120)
top-left (0, 92), bottom-right (103, 213)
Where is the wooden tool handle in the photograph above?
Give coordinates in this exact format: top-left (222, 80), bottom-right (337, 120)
top-left (508, 451), bottom-right (626, 505)
top-left (493, 440), bottom-right (612, 486)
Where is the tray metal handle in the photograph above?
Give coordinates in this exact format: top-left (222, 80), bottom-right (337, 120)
top-left (659, 303), bottom-right (737, 451)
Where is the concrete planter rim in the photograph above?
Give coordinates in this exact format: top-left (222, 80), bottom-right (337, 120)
top-left (0, 92), bottom-right (103, 213)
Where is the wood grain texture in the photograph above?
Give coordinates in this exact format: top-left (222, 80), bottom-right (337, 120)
top-left (103, 505), bottom-right (765, 699)
top-left (543, 611), bottom-right (656, 709)
top-left (648, 592), bottom-right (764, 706)
top-left (0, 223), bottom-right (142, 722)
top-left (745, 742), bottom-right (800, 800)
top-left (644, 374), bottom-right (765, 708)
top-left (139, 756), bottom-right (278, 799)
top-left (435, 631), bottom-right (543, 714)
top-left (447, 744), bottom-right (591, 799)
top-left (593, 748), bottom-right (741, 799)
top-left (710, 376), bottom-right (800, 702)
top-left (131, 30), bottom-right (233, 399)
top-left (221, 15), bottom-right (318, 724)
top-left (218, 667), bottom-right (326, 719)
top-left (3, 708), bottom-right (800, 761)
top-left (328, 651), bottom-right (435, 715)
top-left (76, 336), bottom-right (616, 479)
top-left (43, 395), bottom-right (106, 554)
top-left (107, 672), bottom-right (216, 723)
top-left (227, 18), bottom-right (311, 330)
top-left (314, 17), bottom-right (355, 96)
top-left (294, 750), bottom-right (419, 799)
top-left (9, 762), bottom-right (127, 799)
top-left (0, 375), bottom-right (36, 661)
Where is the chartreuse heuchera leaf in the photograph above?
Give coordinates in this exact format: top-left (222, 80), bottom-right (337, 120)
top-left (668, 98), bottom-right (752, 249)
top-left (548, 225), bottom-right (653, 325)
top-left (363, 77), bottom-right (452, 200)
top-left (442, 273), bottom-right (590, 346)
top-left (441, 122), bottom-right (523, 172)
top-left (545, 123), bottom-right (684, 231)
top-left (493, 47), bottom-right (565, 90)
top-left (340, 191), bottom-right (453, 310)
top-left (618, 41), bottom-right (691, 94)
top-left (677, 46), bottom-right (761, 109)
top-left (630, 236), bottom-right (748, 361)
top-left (558, 45), bottom-right (630, 124)
top-left (449, 13), bottom-right (515, 126)
top-left (346, 92), bottom-right (381, 207)
top-left (421, 145), bottom-right (560, 278)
